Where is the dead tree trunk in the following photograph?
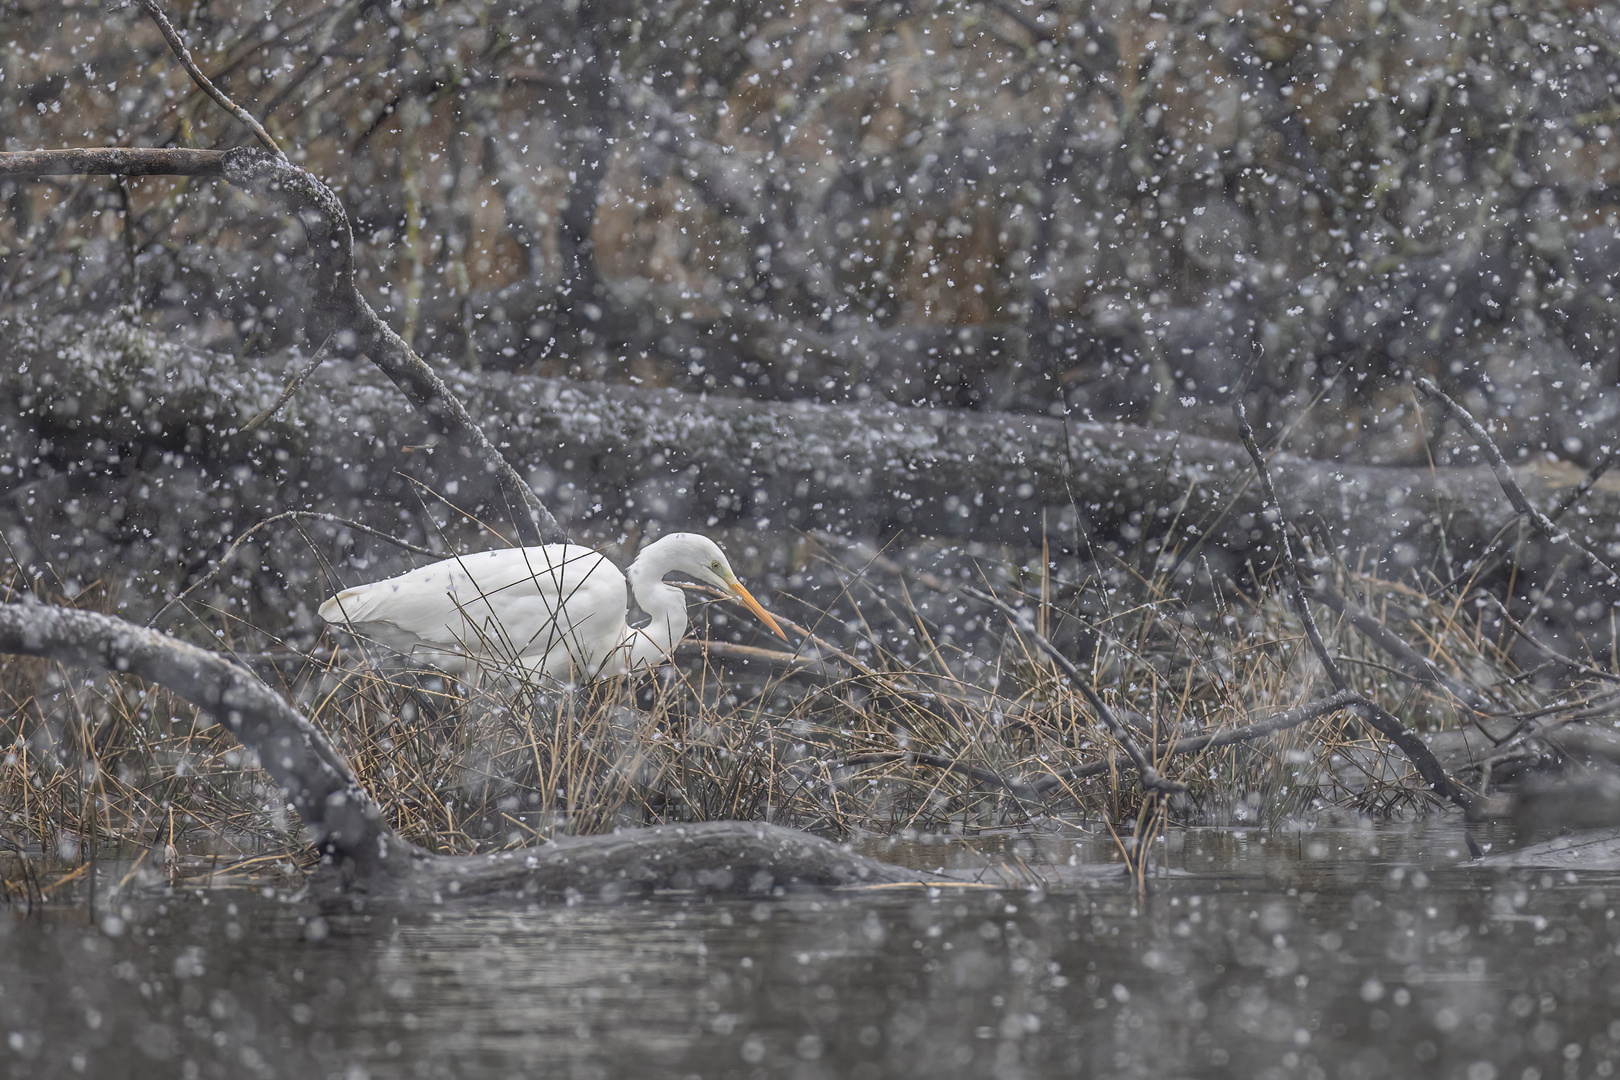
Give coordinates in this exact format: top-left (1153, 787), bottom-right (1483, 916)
top-left (8, 317), bottom-right (1616, 571)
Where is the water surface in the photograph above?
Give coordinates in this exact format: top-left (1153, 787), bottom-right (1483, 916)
top-left (3, 822), bottom-right (1617, 1078)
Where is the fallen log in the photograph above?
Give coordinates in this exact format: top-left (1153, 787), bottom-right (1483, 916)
top-left (5, 315), bottom-right (1619, 620)
top-left (469, 371), bottom-right (1619, 564)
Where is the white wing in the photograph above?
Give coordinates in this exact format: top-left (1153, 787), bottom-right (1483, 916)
top-left (319, 545), bottom-right (630, 678)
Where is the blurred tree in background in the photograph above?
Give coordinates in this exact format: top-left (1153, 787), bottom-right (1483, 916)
top-left (4, 0), bottom-right (1620, 463)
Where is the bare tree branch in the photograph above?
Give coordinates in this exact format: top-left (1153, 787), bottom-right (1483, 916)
top-left (1415, 376), bottom-right (1620, 586)
top-left (135, 0), bottom-right (286, 159)
top-left (0, 600), bottom-right (413, 873)
top-left (218, 148), bottom-right (565, 547)
top-left (1439, 444), bottom-right (1619, 595)
top-left (0, 147), bottom-right (225, 177)
top-left (1236, 398), bottom-right (1476, 811)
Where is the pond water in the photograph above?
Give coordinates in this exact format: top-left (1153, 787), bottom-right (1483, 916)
top-left (3, 821), bottom-right (1617, 1079)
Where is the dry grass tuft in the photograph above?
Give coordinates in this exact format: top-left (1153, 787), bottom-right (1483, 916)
top-left (0, 541), bottom-right (1583, 895)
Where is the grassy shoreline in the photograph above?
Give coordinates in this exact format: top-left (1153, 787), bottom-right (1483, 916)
top-left (5, 543), bottom-right (1573, 905)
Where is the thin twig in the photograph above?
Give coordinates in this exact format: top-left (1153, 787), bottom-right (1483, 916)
top-left (241, 334), bottom-right (334, 432)
top-left (136, 0), bottom-right (286, 159)
top-left (1234, 401), bottom-right (1346, 686)
top-left (1236, 397), bottom-right (1475, 810)
top-left (1414, 376), bottom-right (1620, 586)
top-left (960, 583), bottom-right (1185, 796)
top-left (148, 512), bottom-right (441, 628)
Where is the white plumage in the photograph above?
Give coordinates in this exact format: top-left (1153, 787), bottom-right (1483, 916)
top-left (317, 533), bottom-right (784, 682)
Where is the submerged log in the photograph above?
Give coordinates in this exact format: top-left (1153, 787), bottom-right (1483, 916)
top-left (325, 821), bottom-right (920, 908)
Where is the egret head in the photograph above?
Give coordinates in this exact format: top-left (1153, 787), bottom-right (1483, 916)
top-left (657, 533), bottom-right (788, 640)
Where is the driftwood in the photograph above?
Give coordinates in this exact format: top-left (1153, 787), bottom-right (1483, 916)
top-left (1480, 828), bottom-right (1620, 870)
top-left (0, 601), bottom-right (919, 899)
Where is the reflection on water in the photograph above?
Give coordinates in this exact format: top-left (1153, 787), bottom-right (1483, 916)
top-left (4, 822), bottom-right (1620, 1078)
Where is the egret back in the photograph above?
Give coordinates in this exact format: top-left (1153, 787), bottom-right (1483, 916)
top-left (318, 545), bottom-right (631, 679)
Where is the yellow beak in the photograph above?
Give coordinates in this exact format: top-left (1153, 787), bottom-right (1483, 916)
top-left (729, 580), bottom-right (788, 640)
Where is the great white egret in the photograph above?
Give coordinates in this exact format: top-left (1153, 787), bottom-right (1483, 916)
top-left (317, 533), bottom-right (786, 682)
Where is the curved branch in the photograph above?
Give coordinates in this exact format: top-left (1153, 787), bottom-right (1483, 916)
top-left (0, 601), bottom-right (414, 873)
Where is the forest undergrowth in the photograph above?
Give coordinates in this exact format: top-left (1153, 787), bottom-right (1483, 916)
top-left (0, 529), bottom-right (1582, 903)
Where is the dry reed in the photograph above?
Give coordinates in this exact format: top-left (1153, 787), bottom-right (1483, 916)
top-left (0, 537), bottom-right (1583, 899)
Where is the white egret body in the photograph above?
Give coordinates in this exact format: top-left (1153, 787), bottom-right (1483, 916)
top-left (317, 533), bottom-right (785, 681)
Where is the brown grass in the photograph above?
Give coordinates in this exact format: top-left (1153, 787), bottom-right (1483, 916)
top-left (0, 540), bottom-right (1576, 898)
